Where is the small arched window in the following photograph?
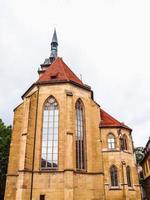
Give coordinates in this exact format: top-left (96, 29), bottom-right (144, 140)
top-left (120, 134), bottom-right (128, 150)
top-left (110, 165), bottom-right (118, 186)
top-left (126, 166), bottom-right (132, 187)
top-left (41, 96), bottom-right (59, 169)
top-left (122, 135), bottom-right (128, 150)
top-left (75, 99), bottom-right (86, 170)
top-left (108, 133), bottom-right (115, 149)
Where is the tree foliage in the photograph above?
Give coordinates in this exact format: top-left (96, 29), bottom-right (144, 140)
top-left (0, 119), bottom-right (11, 200)
top-left (134, 147), bottom-right (144, 164)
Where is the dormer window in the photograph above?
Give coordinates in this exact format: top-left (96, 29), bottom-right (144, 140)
top-left (51, 75), bottom-right (57, 79)
top-left (50, 73), bottom-right (58, 80)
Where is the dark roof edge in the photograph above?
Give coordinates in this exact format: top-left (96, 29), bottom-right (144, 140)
top-left (22, 80), bottom-right (92, 99)
top-left (21, 83), bottom-right (36, 99)
top-left (13, 102), bottom-right (24, 112)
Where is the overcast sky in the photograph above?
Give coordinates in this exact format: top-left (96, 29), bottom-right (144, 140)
top-left (0, 0), bottom-right (150, 147)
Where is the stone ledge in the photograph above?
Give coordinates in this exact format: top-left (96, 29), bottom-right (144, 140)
top-left (7, 174), bottom-right (19, 176)
top-left (18, 169), bottom-right (104, 175)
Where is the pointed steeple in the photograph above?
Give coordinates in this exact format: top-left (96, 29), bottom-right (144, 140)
top-left (38, 29), bottom-right (58, 76)
top-left (51, 29), bottom-right (58, 43)
top-left (50, 29), bottom-right (58, 63)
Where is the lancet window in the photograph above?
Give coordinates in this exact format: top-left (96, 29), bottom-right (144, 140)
top-left (122, 135), bottom-right (128, 150)
top-left (75, 99), bottom-right (86, 170)
top-left (41, 96), bottom-right (59, 169)
top-left (126, 166), bottom-right (132, 187)
top-left (110, 165), bottom-right (118, 186)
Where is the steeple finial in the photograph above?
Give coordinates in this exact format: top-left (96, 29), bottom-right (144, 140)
top-left (50, 28), bottom-right (58, 63)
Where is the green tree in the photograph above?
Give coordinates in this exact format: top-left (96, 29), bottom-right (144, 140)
top-left (0, 119), bottom-right (11, 200)
top-left (134, 147), bottom-right (144, 164)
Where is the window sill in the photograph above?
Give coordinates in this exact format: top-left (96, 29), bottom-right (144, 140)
top-left (40, 168), bottom-right (58, 171)
top-left (102, 149), bottom-right (120, 152)
top-left (75, 169), bottom-right (87, 173)
top-left (128, 187), bottom-right (135, 191)
top-left (109, 186), bottom-right (121, 190)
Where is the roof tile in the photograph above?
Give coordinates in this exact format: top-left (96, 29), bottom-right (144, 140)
top-left (37, 57), bottom-right (83, 85)
top-left (100, 108), bottom-right (131, 130)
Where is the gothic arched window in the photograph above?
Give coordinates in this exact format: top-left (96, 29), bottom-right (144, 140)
top-left (110, 165), bottom-right (118, 186)
top-left (108, 133), bottom-right (115, 149)
top-left (41, 96), bottom-right (59, 169)
top-left (126, 166), bottom-right (132, 187)
top-left (122, 135), bottom-right (128, 150)
top-left (120, 134), bottom-right (128, 151)
top-left (75, 99), bottom-right (86, 170)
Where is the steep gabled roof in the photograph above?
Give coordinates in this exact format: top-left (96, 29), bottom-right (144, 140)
top-left (37, 57), bottom-right (83, 85)
top-left (100, 108), bottom-right (132, 130)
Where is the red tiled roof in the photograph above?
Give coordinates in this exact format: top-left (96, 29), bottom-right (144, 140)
top-left (100, 108), bottom-right (131, 130)
top-left (37, 57), bottom-right (83, 85)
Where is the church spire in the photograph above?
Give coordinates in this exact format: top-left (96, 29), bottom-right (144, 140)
top-left (50, 29), bottom-right (58, 63)
top-left (38, 29), bottom-right (58, 77)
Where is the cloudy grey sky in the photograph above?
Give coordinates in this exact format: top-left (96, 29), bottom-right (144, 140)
top-left (0, 0), bottom-right (150, 147)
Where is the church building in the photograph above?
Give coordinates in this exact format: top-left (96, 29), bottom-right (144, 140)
top-left (5, 30), bottom-right (141, 200)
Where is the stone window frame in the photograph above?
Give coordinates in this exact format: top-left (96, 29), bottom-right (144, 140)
top-left (120, 134), bottom-right (128, 151)
top-left (110, 165), bottom-right (119, 187)
top-left (40, 95), bottom-right (59, 170)
top-left (126, 165), bottom-right (132, 187)
top-left (107, 133), bottom-right (116, 150)
top-left (75, 98), bottom-right (86, 171)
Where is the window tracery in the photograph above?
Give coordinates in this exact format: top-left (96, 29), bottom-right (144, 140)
top-left (41, 96), bottom-right (59, 169)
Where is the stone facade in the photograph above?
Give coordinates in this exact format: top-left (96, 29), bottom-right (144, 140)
top-left (4, 81), bottom-right (141, 200)
top-left (4, 31), bottom-right (141, 200)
